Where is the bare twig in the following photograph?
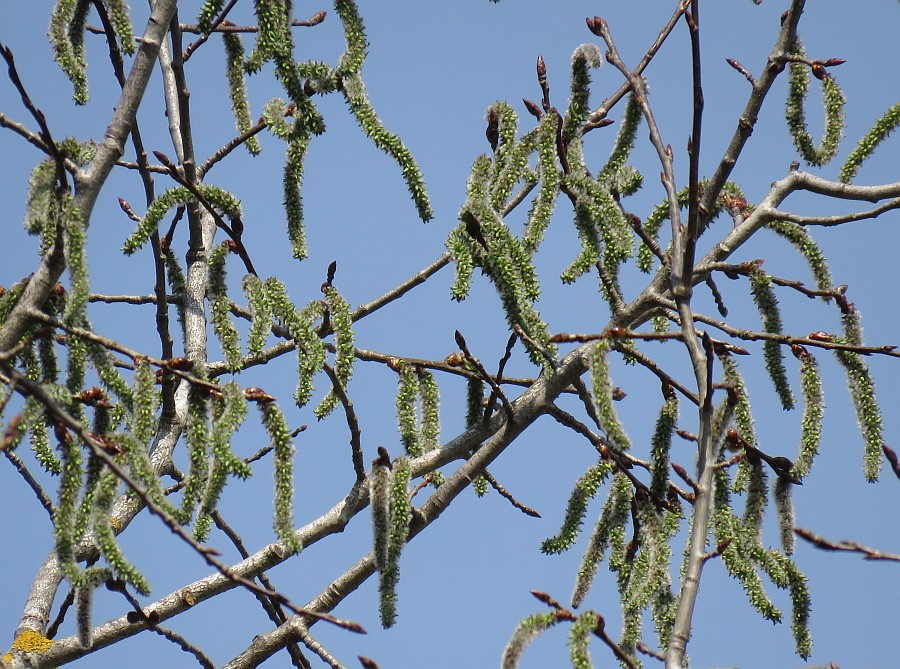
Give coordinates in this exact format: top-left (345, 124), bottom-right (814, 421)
top-left (322, 363), bottom-right (366, 482)
top-left (583, 2), bottom-right (690, 131)
top-left (351, 253), bottom-right (451, 322)
top-left (454, 330), bottom-right (514, 419)
top-left (794, 527), bottom-right (900, 562)
top-left (480, 469), bottom-right (541, 518)
top-left (2, 449), bottom-right (55, 519)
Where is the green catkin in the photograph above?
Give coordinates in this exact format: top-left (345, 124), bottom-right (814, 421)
top-left (785, 40), bottom-right (845, 167)
top-left (49, 0), bottom-right (90, 104)
top-left (395, 363), bottom-right (420, 457)
top-left (541, 461), bottom-right (614, 554)
top-left (650, 396), bottom-right (679, 500)
top-left (379, 457), bottom-right (411, 628)
top-left (568, 610), bottom-right (598, 669)
top-left (500, 612), bottom-right (562, 669)
top-left (571, 473), bottom-right (631, 608)
top-left (259, 401), bottom-right (302, 553)
top-left (840, 102), bottom-right (900, 183)
top-left (105, 0), bottom-right (136, 55)
top-left (792, 348), bottom-right (824, 480)
top-left (223, 32), bottom-right (262, 155)
top-left (590, 340), bottom-right (631, 451)
top-left (243, 274), bottom-right (272, 356)
top-left (764, 220), bottom-right (831, 294)
top-left (315, 287), bottom-right (355, 419)
top-left (748, 269), bottom-right (795, 410)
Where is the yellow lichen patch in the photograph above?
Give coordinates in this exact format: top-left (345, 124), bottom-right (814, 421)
top-left (5, 629), bottom-right (54, 660)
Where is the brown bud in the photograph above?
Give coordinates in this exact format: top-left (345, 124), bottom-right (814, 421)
top-left (374, 445), bottom-right (392, 469)
top-left (790, 343), bottom-right (811, 359)
top-left (585, 16), bottom-right (605, 37)
top-left (167, 357), bottom-right (195, 371)
top-left (90, 432), bottom-right (123, 455)
top-left (536, 54), bottom-right (547, 80)
top-left (304, 79), bottom-right (316, 97)
top-left (811, 63), bottom-right (827, 80)
top-left (605, 326), bottom-right (628, 339)
top-left (54, 423), bottom-right (72, 445)
top-left (522, 98), bottom-right (542, 120)
top-left (0, 414), bottom-right (22, 451)
top-left (770, 456), bottom-right (794, 476)
top-left (486, 108), bottom-right (500, 152)
top-left (444, 353), bottom-right (463, 367)
top-left (611, 387), bottom-right (627, 401)
top-left (820, 58), bottom-right (846, 67)
top-left (244, 387), bottom-right (275, 403)
top-left (807, 331), bottom-right (832, 342)
top-left (388, 356), bottom-right (403, 372)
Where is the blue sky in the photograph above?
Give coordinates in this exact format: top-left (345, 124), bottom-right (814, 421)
top-left (2, 1), bottom-right (900, 668)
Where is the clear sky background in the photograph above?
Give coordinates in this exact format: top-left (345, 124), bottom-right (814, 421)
top-left (2, 1), bottom-right (900, 668)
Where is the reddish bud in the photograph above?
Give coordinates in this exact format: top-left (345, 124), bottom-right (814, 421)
top-left (595, 118), bottom-right (615, 128)
top-left (807, 331), bottom-right (832, 342)
top-left (585, 16), bottom-right (605, 37)
top-left (374, 445), bottom-right (392, 469)
top-left (0, 414), bottom-right (22, 451)
top-left (443, 353), bottom-right (463, 368)
top-left (790, 343), bottom-right (811, 359)
top-left (486, 108), bottom-right (500, 152)
top-left (244, 387), bottom-right (275, 403)
top-left (522, 98), bottom-right (542, 120)
top-left (167, 357), bottom-right (195, 371)
top-left (811, 63), bottom-right (827, 80)
top-left (90, 432), bottom-right (123, 455)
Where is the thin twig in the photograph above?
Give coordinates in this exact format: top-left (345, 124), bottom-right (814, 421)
top-left (583, 1), bottom-right (690, 131)
top-left (182, 0), bottom-right (239, 61)
top-left (322, 363), bottom-right (366, 482)
top-left (480, 469), bottom-right (541, 518)
top-left (197, 120), bottom-right (268, 177)
top-left (794, 527), bottom-right (900, 562)
top-left (212, 511), bottom-right (311, 668)
top-left (2, 449), bottom-right (55, 519)
top-left (0, 41), bottom-right (69, 191)
top-left (454, 330), bottom-right (514, 419)
top-left (351, 253), bottom-right (451, 322)
top-left (483, 333), bottom-right (517, 420)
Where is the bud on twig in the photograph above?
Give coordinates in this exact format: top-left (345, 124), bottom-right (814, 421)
top-left (585, 16), bottom-right (605, 37)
